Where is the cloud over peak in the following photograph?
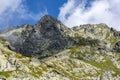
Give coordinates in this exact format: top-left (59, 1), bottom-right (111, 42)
top-left (0, 0), bottom-right (47, 29)
top-left (58, 0), bottom-right (120, 31)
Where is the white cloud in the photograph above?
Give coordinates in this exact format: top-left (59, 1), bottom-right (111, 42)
top-left (0, 0), bottom-right (47, 29)
top-left (58, 0), bottom-right (120, 31)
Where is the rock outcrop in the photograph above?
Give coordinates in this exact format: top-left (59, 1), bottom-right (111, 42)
top-left (113, 41), bottom-right (120, 52)
top-left (1, 15), bottom-right (72, 56)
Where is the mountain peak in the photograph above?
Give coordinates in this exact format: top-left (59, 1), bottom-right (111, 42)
top-left (36, 15), bottom-right (69, 35)
top-left (1, 15), bottom-right (118, 57)
top-left (38, 15), bottom-right (61, 24)
top-left (41, 15), bottom-right (55, 19)
top-left (2, 15), bottom-right (71, 56)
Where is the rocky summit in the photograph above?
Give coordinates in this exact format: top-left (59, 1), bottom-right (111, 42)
top-left (1, 15), bottom-right (72, 57)
top-left (0, 15), bottom-right (120, 80)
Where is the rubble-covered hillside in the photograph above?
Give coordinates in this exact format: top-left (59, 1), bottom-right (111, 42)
top-left (0, 15), bottom-right (120, 80)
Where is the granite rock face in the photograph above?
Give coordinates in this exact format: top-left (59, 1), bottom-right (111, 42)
top-left (2, 15), bottom-right (72, 56)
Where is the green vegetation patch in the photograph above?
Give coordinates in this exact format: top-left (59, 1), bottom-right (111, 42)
top-left (28, 64), bottom-right (48, 78)
top-left (0, 37), bottom-right (8, 46)
top-left (73, 36), bottom-right (99, 46)
top-left (0, 71), bottom-right (12, 78)
top-left (77, 58), bottom-right (120, 77)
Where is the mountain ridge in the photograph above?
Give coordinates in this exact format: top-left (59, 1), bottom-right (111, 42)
top-left (1, 15), bottom-right (120, 56)
top-left (1, 15), bottom-right (72, 56)
top-left (0, 15), bottom-right (120, 80)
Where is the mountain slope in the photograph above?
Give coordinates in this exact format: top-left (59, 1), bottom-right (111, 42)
top-left (0, 15), bottom-right (120, 80)
top-left (1, 15), bottom-right (73, 56)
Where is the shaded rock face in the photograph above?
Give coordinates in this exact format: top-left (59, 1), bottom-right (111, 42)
top-left (8, 15), bottom-right (71, 56)
top-left (110, 28), bottom-right (120, 38)
top-left (113, 41), bottom-right (120, 52)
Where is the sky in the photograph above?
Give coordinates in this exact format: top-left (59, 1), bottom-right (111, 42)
top-left (0, 0), bottom-right (120, 30)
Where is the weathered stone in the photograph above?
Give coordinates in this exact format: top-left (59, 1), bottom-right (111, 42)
top-left (113, 41), bottom-right (120, 52)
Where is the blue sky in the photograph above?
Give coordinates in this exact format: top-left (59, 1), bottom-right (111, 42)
top-left (0, 0), bottom-right (67, 29)
top-left (0, 0), bottom-right (120, 30)
top-left (26, 0), bottom-right (67, 17)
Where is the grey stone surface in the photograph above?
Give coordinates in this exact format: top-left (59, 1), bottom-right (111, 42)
top-left (4, 15), bottom-right (72, 56)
